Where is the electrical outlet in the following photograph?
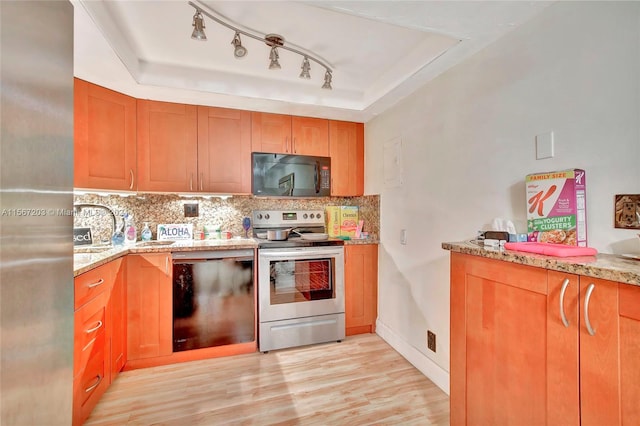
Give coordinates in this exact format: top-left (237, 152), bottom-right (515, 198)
top-left (184, 203), bottom-right (199, 217)
top-left (427, 330), bottom-right (436, 352)
top-left (614, 195), bottom-right (640, 229)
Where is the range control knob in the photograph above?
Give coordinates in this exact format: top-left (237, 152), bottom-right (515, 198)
top-left (303, 213), bottom-right (308, 219)
top-left (310, 213), bottom-right (315, 219)
top-left (316, 213), bottom-right (322, 220)
top-left (257, 214), bottom-right (263, 220)
top-left (264, 214), bottom-right (270, 220)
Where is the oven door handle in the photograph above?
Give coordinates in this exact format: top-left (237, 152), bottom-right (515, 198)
top-left (259, 249), bottom-right (343, 259)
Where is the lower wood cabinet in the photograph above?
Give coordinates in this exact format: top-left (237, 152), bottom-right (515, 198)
top-left (345, 244), bottom-right (378, 336)
top-left (450, 252), bottom-right (640, 426)
top-left (73, 258), bottom-right (125, 426)
top-left (126, 253), bottom-right (173, 361)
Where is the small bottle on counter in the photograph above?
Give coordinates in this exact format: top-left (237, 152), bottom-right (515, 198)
top-left (124, 213), bottom-right (137, 245)
top-left (141, 222), bottom-right (152, 242)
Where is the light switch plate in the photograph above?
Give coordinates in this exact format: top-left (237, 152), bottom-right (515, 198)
top-left (536, 131), bottom-right (554, 160)
top-left (614, 194), bottom-right (640, 229)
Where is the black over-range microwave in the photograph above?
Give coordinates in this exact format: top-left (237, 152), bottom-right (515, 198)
top-left (252, 152), bottom-right (331, 197)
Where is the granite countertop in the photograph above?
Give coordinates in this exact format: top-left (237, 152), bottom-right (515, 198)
top-left (74, 238), bottom-right (259, 276)
top-left (74, 237), bottom-right (380, 276)
top-left (443, 241), bottom-right (640, 286)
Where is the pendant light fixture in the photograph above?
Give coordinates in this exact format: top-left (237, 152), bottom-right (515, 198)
top-left (187, 1), bottom-right (334, 89)
top-left (191, 10), bottom-right (206, 41)
top-left (299, 57), bottom-right (311, 79)
top-left (322, 70), bottom-right (332, 90)
top-left (231, 32), bottom-right (247, 59)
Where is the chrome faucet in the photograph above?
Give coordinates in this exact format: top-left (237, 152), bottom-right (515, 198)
top-left (73, 203), bottom-right (120, 244)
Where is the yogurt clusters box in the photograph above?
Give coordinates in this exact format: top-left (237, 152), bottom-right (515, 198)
top-left (526, 169), bottom-right (587, 246)
top-left (326, 206), bottom-right (359, 238)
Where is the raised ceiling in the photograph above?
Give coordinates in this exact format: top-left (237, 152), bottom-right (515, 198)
top-left (73, 1), bottom-right (552, 122)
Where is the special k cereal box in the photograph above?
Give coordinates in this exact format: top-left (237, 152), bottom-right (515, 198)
top-left (526, 169), bottom-right (587, 246)
top-left (325, 206), bottom-right (359, 238)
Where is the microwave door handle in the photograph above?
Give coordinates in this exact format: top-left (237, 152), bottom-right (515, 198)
top-left (314, 161), bottom-right (320, 194)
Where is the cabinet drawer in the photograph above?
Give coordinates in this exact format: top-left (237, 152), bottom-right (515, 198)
top-left (74, 290), bottom-right (108, 377)
top-left (75, 263), bottom-right (112, 309)
top-left (73, 342), bottom-right (108, 426)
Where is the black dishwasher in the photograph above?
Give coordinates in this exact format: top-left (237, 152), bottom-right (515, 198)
top-left (172, 250), bottom-right (254, 352)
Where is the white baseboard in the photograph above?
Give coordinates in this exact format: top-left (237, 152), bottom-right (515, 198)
top-left (376, 319), bottom-right (450, 395)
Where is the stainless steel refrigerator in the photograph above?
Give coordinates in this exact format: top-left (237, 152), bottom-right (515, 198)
top-left (1, 1), bottom-right (74, 424)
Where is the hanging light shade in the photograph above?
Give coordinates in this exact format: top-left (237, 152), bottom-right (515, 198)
top-left (322, 70), bottom-right (332, 90)
top-left (269, 47), bottom-right (281, 70)
top-left (299, 57), bottom-right (311, 79)
top-left (191, 10), bottom-right (207, 41)
top-left (231, 32), bottom-right (247, 59)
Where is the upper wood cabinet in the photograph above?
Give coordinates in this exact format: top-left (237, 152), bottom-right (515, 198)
top-left (136, 100), bottom-right (198, 192)
top-left (329, 121), bottom-right (364, 196)
top-left (74, 78), bottom-right (137, 190)
top-left (252, 112), bottom-right (329, 156)
top-left (197, 106), bottom-right (252, 193)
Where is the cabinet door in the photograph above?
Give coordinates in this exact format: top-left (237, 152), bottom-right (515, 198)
top-left (127, 253), bottom-right (173, 360)
top-left (251, 112), bottom-right (291, 154)
top-left (579, 278), bottom-right (640, 426)
top-left (137, 100), bottom-right (198, 192)
top-left (329, 121), bottom-right (364, 196)
top-left (450, 253), bottom-right (576, 426)
top-left (345, 244), bottom-right (378, 335)
top-left (197, 106), bottom-right (251, 193)
top-left (291, 116), bottom-right (329, 156)
top-left (109, 258), bottom-right (126, 381)
top-left (74, 78), bottom-right (137, 190)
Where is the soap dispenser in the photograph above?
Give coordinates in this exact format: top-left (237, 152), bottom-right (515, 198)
top-left (141, 222), bottom-right (152, 242)
top-left (111, 217), bottom-right (125, 246)
top-left (124, 213), bottom-right (137, 245)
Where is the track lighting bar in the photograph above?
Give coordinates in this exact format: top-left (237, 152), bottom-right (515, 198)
top-left (187, 1), bottom-right (334, 88)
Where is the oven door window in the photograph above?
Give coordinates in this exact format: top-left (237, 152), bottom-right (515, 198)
top-left (269, 258), bottom-right (334, 304)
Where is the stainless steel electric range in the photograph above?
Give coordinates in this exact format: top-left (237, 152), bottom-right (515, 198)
top-left (252, 210), bottom-right (345, 352)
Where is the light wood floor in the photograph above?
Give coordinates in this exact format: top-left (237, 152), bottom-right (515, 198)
top-left (86, 334), bottom-right (450, 425)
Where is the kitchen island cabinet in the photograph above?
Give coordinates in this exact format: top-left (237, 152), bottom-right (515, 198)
top-left (197, 106), bottom-right (251, 193)
top-left (126, 253), bottom-right (173, 362)
top-left (74, 79), bottom-right (136, 191)
top-left (252, 112), bottom-right (329, 156)
top-left (136, 100), bottom-right (198, 192)
top-left (329, 120), bottom-right (364, 196)
top-left (345, 244), bottom-right (378, 335)
top-left (449, 250), bottom-right (640, 426)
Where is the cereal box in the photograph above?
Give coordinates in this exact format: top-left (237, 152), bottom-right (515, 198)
top-left (325, 206), bottom-right (359, 238)
top-left (526, 169), bottom-right (587, 246)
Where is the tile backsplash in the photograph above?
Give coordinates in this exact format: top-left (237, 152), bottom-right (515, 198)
top-left (73, 193), bottom-right (379, 243)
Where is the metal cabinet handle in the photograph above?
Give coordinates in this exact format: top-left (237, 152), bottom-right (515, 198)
top-left (84, 375), bottom-right (103, 393)
top-left (129, 169), bottom-right (135, 190)
top-left (87, 278), bottom-right (104, 289)
top-left (85, 320), bottom-right (103, 334)
top-left (190, 174), bottom-right (193, 191)
top-left (165, 256), bottom-right (169, 276)
top-left (293, 137), bottom-right (297, 153)
top-left (284, 136), bottom-right (289, 153)
top-left (584, 283), bottom-right (596, 336)
top-left (199, 172), bottom-right (204, 191)
top-left (559, 278), bottom-right (570, 328)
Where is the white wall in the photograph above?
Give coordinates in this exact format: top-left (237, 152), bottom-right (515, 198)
top-left (365, 1), bottom-right (640, 393)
